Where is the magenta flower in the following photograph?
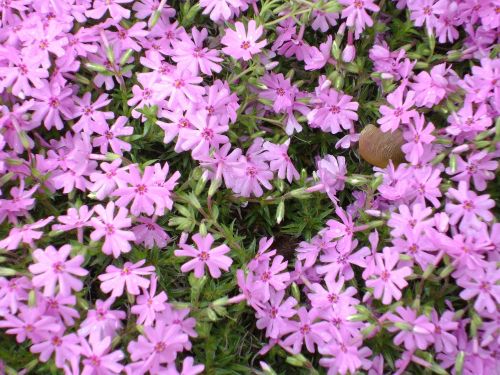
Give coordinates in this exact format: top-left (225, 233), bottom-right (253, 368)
top-left (387, 203), bottom-right (433, 237)
top-left (260, 73), bottom-right (297, 113)
top-left (31, 81), bottom-right (75, 131)
top-left (29, 244), bottom-right (88, 297)
top-left (86, 0), bottom-right (133, 20)
top-left (42, 294), bottom-right (80, 326)
top-left (172, 27), bottom-right (223, 75)
top-left (458, 263), bottom-right (500, 315)
top-left (93, 116), bottom-right (133, 156)
top-left (387, 307), bottom-right (435, 351)
top-left (0, 216), bottom-right (53, 251)
top-left (340, 0), bottom-right (380, 38)
top-left (98, 260), bottom-right (155, 298)
top-left (80, 336), bottom-right (124, 375)
top-left (90, 159), bottom-right (128, 201)
top-left (164, 356), bottom-right (205, 375)
top-left (308, 276), bottom-right (359, 309)
top-left (255, 255), bottom-right (291, 302)
top-left (221, 20), bottom-right (267, 61)
top-left (408, 0), bottom-right (447, 34)
top-left (378, 84), bottom-right (417, 133)
top-left (174, 233), bottom-right (233, 278)
top-left (78, 297), bottom-right (126, 342)
top-left (113, 164), bottom-right (176, 216)
top-left (199, 0), bottom-right (248, 22)
top-left (409, 63), bottom-right (455, 108)
top-left (319, 336), bottom-right (372, 375)
top-left (52, 206), bottom-right (93, 243)
top-left (127, 321), bottom-right (188, 373)
top-left (154, 66), bottom-right (205, 108)
top-left (282, 307), bottom-right (330, 353)
top-left (410, 166), bottom-right (442, 208)
top-left (448, 151), bottom-right (498, 191)
top-left (0, 276), bottom-right (31, 314)
top-left (364, 247), bottom-right (412, 304)
top-left (90, 202), bottom-right (136, 258)
top-left (401, 114), bottom-right (435, 164)
top-left (445, 181), bottom-right (494, 230)
top-left (0, 305), bottom-right (60, 343)
top-left (430, 310), bottom-right (458, 354)
top-left (131, 275), bottom-right (168, 327)
top-left (198, 143), bottom-right (242, 186)
top-left (178, 112), bottom-right (229, 158)
top-left (256, 289), bottom-right (297, 339)
top-left (133, 217), bottom-right (170, 250)
top-left (308, 88), bottom-right (359, 134)
top-left (309, 155), bottom-right (347, 202)
top-left (30, 330), bottom-right (80, 369)
top-left (262, 139), bottom-right (299, 183)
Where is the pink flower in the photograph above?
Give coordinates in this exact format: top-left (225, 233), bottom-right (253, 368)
top-left (30, 329), bottom-right (80, 369)
top-left (256, 289), bottom-right (297, 339)
top-left (448, 151), bottom-right (498, 192)
top-left (0, 277), bottom-right (31, 314)
top-left (387, 307), bottom-right (435, 351)
top-left (31, 81), bottom-right (75, 131)
top-left (29, 244), bottom-right (88, 297)
top-left (163, 356), bottom-right (204, 375)
top-left (255, 255), bottom-right (291, 302)
top-left (401, 114), bottom-right (436, 164)
top-left (304, 36), bottom-right (333, 71)
top-left (132, 217), bottom-right (170, 249)
top-left (409, 63), bottom-right (456, 108)
top-left (90, 202), bottom-right (136, 258)
top-left (387, 203), bottom-right (434, 237)
top-left (262, 139), bottom-right (299, 183)
top-left (308, 88), bottom-right (359, 134)
top-left (93, 116), bottom-right (133, 156)
top-left (42, 294), bottom-right (80, 326)
top-left (90, 159), bottom-right (128, 201)
top-left (154, 66), bottom-right (205, 108)
top-left (378, 84), bottom-right (417, 133)
top-left (319, 336), bottom-right (372, 375)
top-left (260, 73), bottom-right (297, 113)
top-left (0, 216), bottom-right (53, 251)
top-left (174, 233), bottom-right (233, 278)
top-left (445, 181), bottom-right (494, 230)
top-left (131, 275), bottom-right (168, 327)
top-left (98, 260), bottom-right (155, 298)
top-left (86, 0), bottom-right (133, 21)
top-left (113, 163), bottom-right (179, 216)
top-left (458, 263), bottom-right (500, 315)
top-left (308, 276), bottom-right (359, 309)
top-left (177, 111), bottom-right (229, 158)
top-left (52, 206), bottom-right (93, 243)
top-left (282, 307), bottom-right (330, 353)
top-left (340, 0), bottom-right (380, 39)
top-left (172, 27), bottom-right (223, 76)
top-left (0, 305), bottom-right (60, 343)
top-left (430, 310), bottom-right (458, 354)
top-left (446, 101), bottom-right (493, 137)
top-left (80, 336), bottom-right (124, 375)
top-left (221, 20), bottom-right (267, 61)
top-left (199, 0), bottom-right (248, 22)
top-left (127, 320), bottom-right (188, 373)
top-left (309, 155), bottom-right (347, 202)
top-left (78, 297), bottom-right (125, 342)
top-left (364, 247), bottom-right (412, 304)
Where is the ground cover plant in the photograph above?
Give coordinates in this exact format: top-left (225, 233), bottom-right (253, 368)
top-left (0, 0), bottom-right (499, 374)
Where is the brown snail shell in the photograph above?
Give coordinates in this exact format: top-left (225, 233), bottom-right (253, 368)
top-left (358, 124), bottom-right (405, 168)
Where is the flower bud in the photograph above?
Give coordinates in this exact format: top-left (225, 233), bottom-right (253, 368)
top-left (342, 45), bottom-right (356, 62)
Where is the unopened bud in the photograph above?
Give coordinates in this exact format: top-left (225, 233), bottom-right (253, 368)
top-left (342, 45), bottom-right (356, 62)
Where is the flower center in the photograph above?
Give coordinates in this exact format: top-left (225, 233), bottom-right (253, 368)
top-left (174, 79), bottom-right (185, 88)
top-left (154, 342), bottom-right (166, 353)
top-left (18, 64), bottom-right (28, 75)
top-left (246, 166), bottom-right (258, 177)
top-left (329, 105), bottom-right (340, 114)
top-left (39, 39), bottom-right (49, 50)
top-left (89, 355), bottom-right (101, 367)
top-left (49, 97), bottom-right (60, 108)
top-left (198, 251), bottom-right (210, 261)
top-left (423, 6), bottom-right (432, 15)
top-left (462, 200), bottom-right (474, 211)
top-left (380, 270), bottom-right (391, 281)
top-left (201, 127), bottom-right (214, 140)
top-left (142, 88), bottom-right (152, 99)
top-left (105, 224), bottom-right (115, 235)
top-left (276, 88), bottom-right (286, 96)
top-left (354, 0), bottom-right (364, 8)
top-left (121, 267), bottom-right (131, 276)
top-left (270, 307), bottom-right (278, 318)
top-left (261, 271), bottom-right (271, 281)
top-left (51, 336), bottom-right (62, 346)
top-left (105, 131), bottom-right (114, 140)
top-left (241, 41), bottom-right (251, 50)
top-left (52, 261), bottom-right (65, 273)
top-left (135, 184), bottom-right (148, 194)
top-left (300, 324), bottom-right (311, 334)
top-left (394, 107), bottom-right (403, 117)
top-left (479, 281), bottom-right (490, 292)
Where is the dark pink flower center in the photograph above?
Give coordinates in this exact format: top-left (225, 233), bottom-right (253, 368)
top-left (142, 88), bottom-right (152, 99)
top-left (261, 271), bottom-right (271, 281)
top-left (89, 355), bottom-right (101, 367)
top-left (105, 224), bottom-right (115, 235)
top-left (462, 200), bottom-right (474, 211)
top-left (276, 88), bottom-right (286, 96)
top-left (206, 105), bottom-right (215, 115)
top-left (394, 107), bottom-right (403, 117)
top-left (328, 293), bottom-right (338, 303)
top-left (198, 251), bottom-right (210, 261)
top-left (39, 39), bottom-right (49, 50)
top-left (83, 106), bottom-right (94, 115)
top-left (52, 261), bottom-right (65, 273)
top-left (135, 184), bottom-right (148, 194)
top-left (300, 324), bottom-right (311, 334)
top-left (330, 105), bottom-right (340, 114)
top-left (121, 267), bottom-right (131, 276)
top-left (423, 6), bottom-right (432, 15)
top-left (117, 29), bottom-right (127, 39)
top-left (18, 64), bottom-right (28, 75)
top-left (154, 342), bottom-right (166, 353)
top-left (479, 281), bottom-right (490, 292)
top-left (270, 307), bottom-right (278, 318)
top-left (246, 166), bottom-right (258, 177)
top-left (49, 97), bottom-right (60, 108)
top-left (51, 336), bottom-right (62, 346)
top-left (354, 0), bottom-right (364, 8)
top-left (201, 127), bottom-right (214, 140)
top-left (381, 270), bottom-right (391, 281)
top-left (105, 131), bottom-right (114, 140)
top-left (241, 41), bottom-right (251, 50)
top-left (174, 79), bottom-right (185, 88)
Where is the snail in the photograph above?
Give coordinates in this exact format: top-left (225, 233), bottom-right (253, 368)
top-left (358, 124), bottom-right (405, 168)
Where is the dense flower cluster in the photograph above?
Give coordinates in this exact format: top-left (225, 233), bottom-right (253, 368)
top-left (0, 0), bottom-right (498, 374)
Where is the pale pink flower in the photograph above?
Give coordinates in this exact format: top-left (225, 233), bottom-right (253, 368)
top-left (98, 260), bottom-right (155, 298)
top-left (221, 20), bottom-right (267, 61)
